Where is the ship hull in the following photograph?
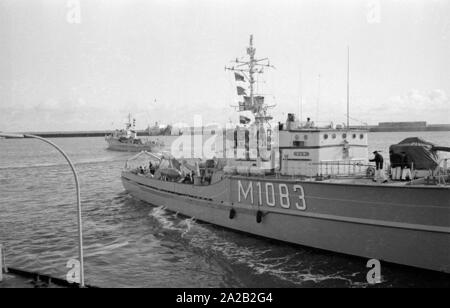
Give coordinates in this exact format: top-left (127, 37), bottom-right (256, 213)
top-left (106, 138), bottom-right (159, 152)
top-left (121, 171), bottom-right (450, 273)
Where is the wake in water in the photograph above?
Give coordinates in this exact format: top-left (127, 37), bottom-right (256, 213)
top-left (148, 206), bottom-right (193, 234)
top-left (188, 229), bottom-right (368, 287)
top-left (146, 205), bottom-right (368, 287)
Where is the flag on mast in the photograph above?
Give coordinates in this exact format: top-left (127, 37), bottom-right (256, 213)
top-left (234, 72), bottom-right (245, 82)
top-left (239, 115), bottom-right (251, 124)
top-left (237, 86), bottom-right (247, 96)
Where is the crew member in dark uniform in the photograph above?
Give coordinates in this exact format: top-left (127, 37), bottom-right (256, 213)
top-left (389, 150), bottom-right (402, 180)
top-left (400, 152), bottom-right (412, 181)
top-left (370, 151), bottom-right (387, 183)
top-left (149, 161), bottom-right (155, 175)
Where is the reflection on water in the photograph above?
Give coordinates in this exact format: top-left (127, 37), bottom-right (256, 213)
top-left (0, 133), bottom-right (449, 287)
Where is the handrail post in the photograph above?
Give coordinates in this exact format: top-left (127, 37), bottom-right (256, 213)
top-left (23, 135), bottom-right (86, 288)
top-left (0, 133), bottom-right (85, 287)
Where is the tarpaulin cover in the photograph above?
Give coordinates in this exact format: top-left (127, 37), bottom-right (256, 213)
top-left (397, 137), bottom-right (435, 147)
top-left (389, 137), bottom-right (439, 170)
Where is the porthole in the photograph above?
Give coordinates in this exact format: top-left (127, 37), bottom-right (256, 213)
top-left (304, 135), bottom-right (308, 140)
top-left (342, 133), bottom-right (347, 138)
top-left (324, 134), bottom-right (329, 140)
top-left (352, 134), bottom-right (356, 139)
top-left (360, 134), bottom-right (364, 139)
top-left (332, 133), bottom-right (336, 139)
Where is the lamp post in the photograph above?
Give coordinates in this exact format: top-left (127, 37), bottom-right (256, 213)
top-left (0, 133), bottom-right (85, 287)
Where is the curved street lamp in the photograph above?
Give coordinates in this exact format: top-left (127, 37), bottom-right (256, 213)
top-left (0, 133), bottom-right (85, 287)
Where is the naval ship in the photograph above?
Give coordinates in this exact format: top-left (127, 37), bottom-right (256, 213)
top-left (105, 114), bottom-right (163, 152)
top-left (121, 36), bottom-right (450, 273)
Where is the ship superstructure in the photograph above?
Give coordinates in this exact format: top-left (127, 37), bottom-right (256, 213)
top-left (218, 35), bottom-right (368, 178)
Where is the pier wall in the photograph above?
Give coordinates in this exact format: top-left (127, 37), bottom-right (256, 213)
top-left (368, 123), bottom-right (450, 132)
top-left (1, 130), bottom-right (151, 138)
top-left (2, 123), bottom-right (450, 138)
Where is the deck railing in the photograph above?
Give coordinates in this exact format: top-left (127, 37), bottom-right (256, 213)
top-left (436, 158), bottom-right (449, 185)
top-left (275, 160), bottom-right (371, 179)
top-left (315, 160), bottom-right (369, 177)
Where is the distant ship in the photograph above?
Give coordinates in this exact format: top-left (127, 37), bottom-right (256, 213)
top-left (105, 114), bottom-right (163, 152)
top-left (147, 122), bottom-right (172, 136)
top-left (121, 36), bottom-right (450, 273)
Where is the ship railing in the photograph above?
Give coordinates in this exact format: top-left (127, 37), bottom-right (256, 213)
top-left (274, 160), bottom-right (371, 179)
top-left (409, 159), bottom-right (450, 186)
top-left (312, 160), bottom-right (369, 178)
top-left (435, 158), bottom-right (449, 185)
top-left (123, 151), bottom-right (163, 171)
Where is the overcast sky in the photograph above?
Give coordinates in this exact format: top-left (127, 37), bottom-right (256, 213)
top-left (0, 0), bottom-right (449, 132)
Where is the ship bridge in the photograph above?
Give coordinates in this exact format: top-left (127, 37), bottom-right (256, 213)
top-left (276, 114), bottom-right (368, 177)
top-left (218, 113), bottom-right (369, 178)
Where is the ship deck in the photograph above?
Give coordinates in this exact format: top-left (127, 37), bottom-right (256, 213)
top-left (227, 173), bottom-right (449, 187)
top-left (320, 178), bottom-right (410, 186)
top-left (318, 176), bottom-right (449, 187)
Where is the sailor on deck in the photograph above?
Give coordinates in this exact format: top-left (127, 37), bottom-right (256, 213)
top-left (389, 150), bottom-right (402, 180)
top-left (303, 117), bottom-right (315, 129)
top-left (400, 152), bottom-right (413, 181)
top-left (370, 151), bottom-right (388, 183)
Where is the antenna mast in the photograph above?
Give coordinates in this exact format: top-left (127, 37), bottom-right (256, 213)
top-left (298, 68), bottom-right (303, 123)
top-left (347, 46), bottom-right (350, 129)
top-left (316, 74), bottom-right (321, 123)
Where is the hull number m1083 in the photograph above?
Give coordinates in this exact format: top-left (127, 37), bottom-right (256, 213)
top-left (237, 180), bottom-right (306, 210)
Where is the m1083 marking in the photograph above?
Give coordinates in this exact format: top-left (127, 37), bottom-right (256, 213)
top-left (238, 180), bottom-right (306, 210)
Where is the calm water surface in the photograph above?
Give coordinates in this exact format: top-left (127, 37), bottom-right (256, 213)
top-left (0, 131), bottom-right (449, 287)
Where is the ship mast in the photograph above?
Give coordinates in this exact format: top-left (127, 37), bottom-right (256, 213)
top-left (248, 35), bottom-right (257, 113)
top-left (226, 35), bottom-right (274, 124)
top-left (126, 113), bottom-right (132, 130)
